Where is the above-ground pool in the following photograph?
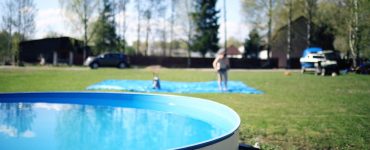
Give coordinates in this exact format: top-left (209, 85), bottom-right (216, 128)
top-left (0, 92), bottom-right (240, 150)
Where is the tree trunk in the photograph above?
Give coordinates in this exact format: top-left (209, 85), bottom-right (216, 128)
top-left (144, 12), bottom-right (151, 56)
top-left (349, 0), bottom-right (359, 68)
top-left (286, 0), bottom-right (292, 69)
top-left (169, 0), bottom-right (175, 57)
top-left (185, 0), bottom-right (192, 68)
top-left (83, 0), bottom-right (88, 59)
top-left (223, 0), bottom-right (227, 53)
top-left (121, 0), bottom-right (128, 53)
top-left (267, 0), bottom-right (272, 61)
top-left (136, 0), bottom-right (141, 55)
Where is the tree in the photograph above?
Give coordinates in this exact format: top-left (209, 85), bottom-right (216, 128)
top-left (143, 1), bottom-right (153, 56)
top-left (45, 30), bottom-right (62, 38)
top-left (1, 0), bottom-right (36, 64)
top-left (227, 37), bottom-right (243, 48)
top-left (305, 0), bottom-right (317, 47)
top-left (154, 0), bottom-right (168, 56)
top-left (135, 0), bottom-right (141, 55)
top-left (91, 0), bottom-right (119, 54)
top-left (191, 0), bottom-right (220, 57)
top-left (357, 1), bottom-right (370, 58)
top-left (176, 0), bottom-right (195, 66)
top-left (241, 0), bottom-right (279, 60)
top-left (117, 0), bottom-right (130, 53)
top-left (59, 0), bottom-right (98, 58)
top-left (0, 31), bottom-right (11, 63)
top-left (142, 0), bottom-right (165, 56)
top-left (169, 0), bottom-right (178, 57)
top-left (1, 0), bottom-right (16, 64)
top-left (348, 0), bottom-right (359, 67)
top-left (315, 0), bottom-right (370, 65)
top-left (286, 0), bottom-right (292, 69)
top-left (244, 28), bottom-right (261, 58)
top-left (15, 0), bottom-right (36, 40)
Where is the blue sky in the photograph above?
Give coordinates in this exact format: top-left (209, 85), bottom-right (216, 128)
top-left (4, 0), bottom-right (251, 45)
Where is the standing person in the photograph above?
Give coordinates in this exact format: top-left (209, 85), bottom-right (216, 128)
top-left (213, 51), bottom-right (230, 91)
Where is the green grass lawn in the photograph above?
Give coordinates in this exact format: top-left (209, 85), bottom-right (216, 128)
top-left (0, 67), bottom-right (369, 149)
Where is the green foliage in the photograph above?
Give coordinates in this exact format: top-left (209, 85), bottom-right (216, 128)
top-left (190, 0), bottom-right (220, 57)
top-left (0, 31), bottom-right (10, 59)
top-left (275, 0), bottom-right (370, 57)
top-left (244, 28), bottom-right (261, 58)
top-left (226, 37), bottom-right (243, 48)
top-left (241, 0), bottom-right (279, 25)
top-left (123, 45), bottom-right (136, 55)
top-left (91, 0), bottom-right (119, 55)
top-left (357, 0), bottom-right (370, 58)
top-left (0, 31), bottom-right (24, 63)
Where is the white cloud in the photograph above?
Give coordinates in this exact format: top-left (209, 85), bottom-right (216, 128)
top-left (35, 8), bottom-right (66, 38)
top-left (0, 125), bottom-right (17, 137)
top-left (34, 8), bottom-right (82, 39)
top-left (34, 103), bottom-right (72, 111)
top-left (0, 125), bottom-right (35, 138)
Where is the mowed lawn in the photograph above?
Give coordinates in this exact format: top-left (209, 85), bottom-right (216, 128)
top-left (0, 67), bottom-right (369, 149)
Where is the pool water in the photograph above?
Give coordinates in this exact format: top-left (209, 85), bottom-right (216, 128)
top-left (0, 102), bottom-right (225, 150)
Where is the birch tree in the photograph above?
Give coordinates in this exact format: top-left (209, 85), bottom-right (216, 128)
top-left (241, 0), bottom-right (279, 60)
top-left (59, 0), bottom-right (98, 59)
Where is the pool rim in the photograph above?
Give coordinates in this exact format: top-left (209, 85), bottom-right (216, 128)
top-left (0, 91), bottom-right (241, 150)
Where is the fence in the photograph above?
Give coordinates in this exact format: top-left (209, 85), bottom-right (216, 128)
top-left (129, 56), bottom-right (286, 69)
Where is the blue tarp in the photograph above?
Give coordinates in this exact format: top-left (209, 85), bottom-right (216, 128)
top-left (86, 80), bottom-right (263, 94)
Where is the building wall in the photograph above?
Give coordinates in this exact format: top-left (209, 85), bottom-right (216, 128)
top-left (271, 17), bottom-right (309, 68)
top-left (19, 37), bottom-right (87, 65)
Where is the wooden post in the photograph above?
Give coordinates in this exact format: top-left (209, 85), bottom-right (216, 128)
top-left (53, 51), bottom-right (58, 66)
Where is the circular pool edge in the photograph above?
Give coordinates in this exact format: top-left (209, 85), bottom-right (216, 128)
top-left (0, 92), bottom-right (241, 150)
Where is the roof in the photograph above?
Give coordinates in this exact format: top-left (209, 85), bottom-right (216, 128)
top-left (226, 45), bottom-right (241, 55)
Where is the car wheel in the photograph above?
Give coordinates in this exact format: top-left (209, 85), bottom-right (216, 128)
top-left (118, 62), bottom-right (126, 69)
top-left (91, 62), bottom-right (99, 69)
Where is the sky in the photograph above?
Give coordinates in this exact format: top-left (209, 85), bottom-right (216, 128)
top-left (3, 0), bottom-right (251, 46)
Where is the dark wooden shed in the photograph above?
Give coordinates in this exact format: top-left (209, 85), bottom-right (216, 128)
top-left (19, 37), bottom-right (90, 65)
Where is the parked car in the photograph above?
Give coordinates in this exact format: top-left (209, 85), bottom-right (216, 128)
top-left (84, 53), bottom-right (129, 69)
top-left (314, 50), bottom-right (341, 76)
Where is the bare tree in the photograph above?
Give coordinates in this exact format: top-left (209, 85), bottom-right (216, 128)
top-left (59, 0), bottom-right (98, 59)
top-left (169, 0), bottom-right (179, 57)
top-left (305, 0), bottom-right (317, 47)
top-left (117, 0), bottom-right (129, 52)
top-left (142, 0), bottom-right (164, 56)
top-left (178, 0), bottom-right (195, 67)
top-left (223, 0), bottom-right (227, 53)
top-left (156, 0), bottom-right (168, 56)
top-left (1, 0), bottom-right (16, 63)
top-left (135, 0), bottom-right (141, 55)
top-left (15, 0), bottom-right (36, 40)
top-left (1, 0), bottom-right (36, 65)
top-left (241, 0), bottom-right (279, 61)
top-left (143, 2), bottom-right (152, 56)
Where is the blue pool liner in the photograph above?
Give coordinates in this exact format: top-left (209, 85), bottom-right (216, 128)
top-left (86, 80), bottom-right (263, 94)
